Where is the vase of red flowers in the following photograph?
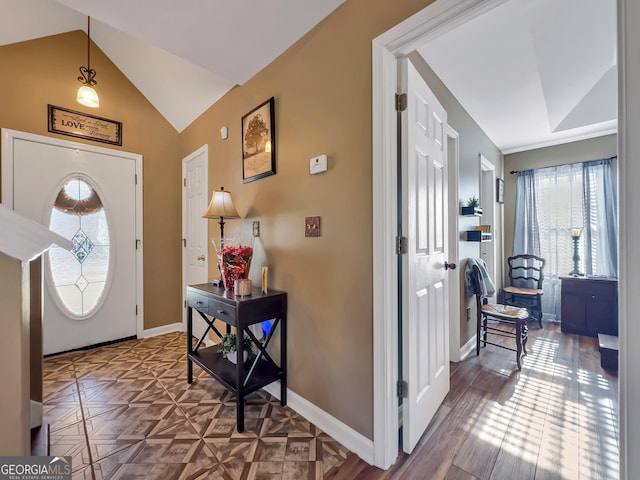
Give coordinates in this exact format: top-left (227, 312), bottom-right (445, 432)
top-left (214, 238), bottom-right (253, 291)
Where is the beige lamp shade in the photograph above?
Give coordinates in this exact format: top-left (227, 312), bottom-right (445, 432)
top-left (202, 187), bottom-right (240, 219)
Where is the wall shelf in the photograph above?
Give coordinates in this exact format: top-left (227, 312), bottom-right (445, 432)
top-left (465, 230), bottom-right (492, 242)
top-left (461, 206), bottom-right (483, 216)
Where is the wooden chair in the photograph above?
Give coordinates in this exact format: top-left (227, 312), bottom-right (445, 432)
top-left (504, 254), bottom-right (546, 328)
top-left (471, 264), bottom-right (529, 370)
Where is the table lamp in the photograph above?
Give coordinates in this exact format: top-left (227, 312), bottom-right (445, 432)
top-left (202, 186), bottom-right (240, 249)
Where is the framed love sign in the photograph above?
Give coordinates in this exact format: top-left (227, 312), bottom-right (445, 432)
top-left (48, 105), bottom-right (122, 146)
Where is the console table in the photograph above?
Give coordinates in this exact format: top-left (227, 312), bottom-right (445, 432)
top-left (186, 283), bottom-right (287, 432)
top-left (560, 276), bottom-right (618, 337)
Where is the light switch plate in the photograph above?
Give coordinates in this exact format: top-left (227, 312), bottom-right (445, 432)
top-left (310, 154), bottom-right (328, 174)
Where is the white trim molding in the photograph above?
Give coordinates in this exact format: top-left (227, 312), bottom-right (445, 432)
top-left (263, 383), bottom-right (374, 465)
top-left (459, 335), bottom-right (477, 361)
top-left (142, 322), bottom-right (184, 339)
top-left (618, 0), bottom-right (634, 478)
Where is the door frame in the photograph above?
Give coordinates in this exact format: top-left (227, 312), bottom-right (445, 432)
top-left (1, 129), bottom-right (144, 339)
top-left (479, 154), bottom-right (497, 292)
top-left (181, 144), bottom-right (209, 332)
top-left (372, 0), bottom-right (514, 469)
top-left (447, 125), bottom-right (461, 361)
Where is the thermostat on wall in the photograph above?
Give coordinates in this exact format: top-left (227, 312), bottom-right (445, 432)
top-left (310, 154), bottom-right (328, 174)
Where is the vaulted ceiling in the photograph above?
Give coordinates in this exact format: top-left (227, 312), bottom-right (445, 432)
top-left (0, 0), bottom-right (345, 132)
top-left (1, 0), bottom-right (617, 152)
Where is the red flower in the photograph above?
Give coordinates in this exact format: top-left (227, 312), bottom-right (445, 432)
top-left (217, 245), bottom-right (253, 290)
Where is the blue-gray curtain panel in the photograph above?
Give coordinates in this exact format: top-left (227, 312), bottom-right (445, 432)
top-left (512, 169), bottom-right (540, 256)
top-left (583, 157), bottom-right (618, 277)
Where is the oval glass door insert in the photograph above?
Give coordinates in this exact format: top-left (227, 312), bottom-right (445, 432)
top-left (48, 177), bottom-right (110, 317)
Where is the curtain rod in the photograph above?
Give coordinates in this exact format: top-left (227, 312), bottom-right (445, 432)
top-left (509, 155), bottom-right (618, 175)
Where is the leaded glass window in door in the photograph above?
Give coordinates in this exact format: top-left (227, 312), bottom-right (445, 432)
top-left (48, 177), bottom-right (110, 317)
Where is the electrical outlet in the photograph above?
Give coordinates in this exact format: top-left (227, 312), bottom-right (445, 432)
top-left (466, 307), bottom-right (471, 322)
top-left (253, 221), bottom-right (260, 237)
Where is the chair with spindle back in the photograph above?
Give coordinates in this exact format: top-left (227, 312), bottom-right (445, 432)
top-left (504, 254), bottom-right (546, 328)
top-left (471, 264), bottom-right (529, 370)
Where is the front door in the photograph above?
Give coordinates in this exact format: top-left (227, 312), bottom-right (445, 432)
top-left (400, 58), bottom-right (451, 453)
top-left (3, 131), bottom-right (140, 355)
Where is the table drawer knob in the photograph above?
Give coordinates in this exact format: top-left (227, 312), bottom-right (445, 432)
top-left (217, 310), bottom-right (227, 315)
top-left (197, 301), bottom-right (204, 305)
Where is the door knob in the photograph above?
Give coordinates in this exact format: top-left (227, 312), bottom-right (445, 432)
top-left (196, 255), bottom-right (206, 261)
top-left (444, 261), bottom-right (457, 270)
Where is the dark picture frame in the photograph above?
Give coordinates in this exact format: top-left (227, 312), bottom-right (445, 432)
top-left (496, 178), bottom-right (505, 204)
top-left (242, 97), bottom-right (275, 183)
top-left (305, 216), bottom-right (321, 237)
top-left (48, 104), bottom-right (122, 146)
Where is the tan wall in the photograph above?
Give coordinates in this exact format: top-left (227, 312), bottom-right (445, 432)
top-left (0, 253), bottom-right (30, 455)
top-left (0, 31), bottom-right (182, 330)
top-left (503, 134), bottom-right (617, 273)
top-left (181, 0), bottom-right (437, 439)
top-left (407, 53), bottom-right (504, 348)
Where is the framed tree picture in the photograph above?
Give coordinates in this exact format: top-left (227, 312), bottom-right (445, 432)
top-left (242, 97), bottom-right (276, 183)
top-left (496, 178), bottom-right (504, 204)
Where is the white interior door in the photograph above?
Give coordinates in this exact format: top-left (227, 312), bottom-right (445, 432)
top-left (400, 58), bottom-right (451, 454)
top-left (5, 133), bottom-right (139, 355)
top-left (182, 146), bottom-right (210, 342)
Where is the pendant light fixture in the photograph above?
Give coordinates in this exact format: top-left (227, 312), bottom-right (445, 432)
top-left (77, 16), bottom-right (99, 108)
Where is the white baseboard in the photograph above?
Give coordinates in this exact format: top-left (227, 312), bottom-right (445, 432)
top-left (460, 335), bottom-right (477, 361)
top-left (263, 382), bottom-right (374, 465)
top-left (30, 400), bottom-right (42, 429)
top-left (142, 322), bottom-right (184, 338)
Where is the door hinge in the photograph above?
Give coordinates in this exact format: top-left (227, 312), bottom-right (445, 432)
top-left (182, 238), bottom-right (186, 247)
top-left (395, 93), bottom-right (407, 112)
top-left (135, 239), bottom-right (141, 249)
top-left (135, 305), bottom-right (138, 315)
top-left (397, 380), bottom-right (408, 398)
top-left (184, 300), bottom-right (187, 308)
top-left (183, 178), bottom-right (186, 187)
top-left (135, 174), bottom-right (138, 185)
top-left (396, 236), bottom-right (408, 255)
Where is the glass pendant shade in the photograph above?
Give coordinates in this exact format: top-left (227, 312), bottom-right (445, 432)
top-left (77, 85), bottom-right (99, 108)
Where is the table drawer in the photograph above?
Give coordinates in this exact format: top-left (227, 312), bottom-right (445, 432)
top-left (188, 291), bottom-right (210, 314)
top-left (209, 298), bottom-right (236, 325)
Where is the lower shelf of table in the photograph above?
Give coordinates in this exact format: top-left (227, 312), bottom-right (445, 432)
top-left (188, 346), bottom-right (282, 395)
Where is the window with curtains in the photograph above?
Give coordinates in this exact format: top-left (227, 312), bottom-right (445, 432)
top-left (512, 157), bottom-right (617, 320)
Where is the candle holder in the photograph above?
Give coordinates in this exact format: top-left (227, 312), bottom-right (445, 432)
top-left (568, 227), bottom-right (583, 276)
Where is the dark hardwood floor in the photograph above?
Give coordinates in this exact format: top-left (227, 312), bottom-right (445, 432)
top-left (326, 321), bottom-right (619, 480)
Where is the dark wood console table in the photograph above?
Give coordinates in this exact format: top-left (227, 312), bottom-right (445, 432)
top-left (186, 283), bottom-right (287, 432)
top-left (560, 276), bottom-right (618, 337)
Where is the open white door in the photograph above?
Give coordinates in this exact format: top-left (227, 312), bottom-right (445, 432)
top-left (400, 58), bottom-right (451, 453)
top-left (182, 146), bottom-right (210, 342)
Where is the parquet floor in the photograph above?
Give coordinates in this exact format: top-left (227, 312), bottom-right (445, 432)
top-left (44, 323), bottom-right (618, 479)
top-left (43, 332), bottom-right (349, 479)
top-left (327, 321), bottom-right (619, 480)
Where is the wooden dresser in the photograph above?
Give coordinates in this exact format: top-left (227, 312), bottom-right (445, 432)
top-left (560, 276), bottom-right (618, 337)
